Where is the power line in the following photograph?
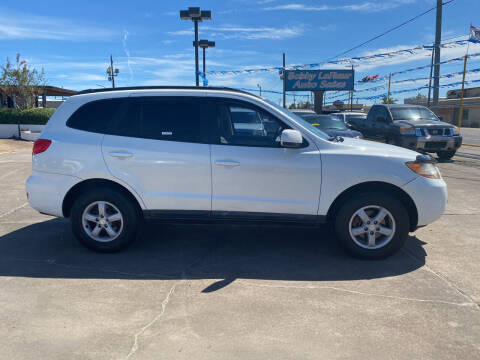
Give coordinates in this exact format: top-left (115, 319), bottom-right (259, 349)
top-left (327, 0), bottom-right (456, 61)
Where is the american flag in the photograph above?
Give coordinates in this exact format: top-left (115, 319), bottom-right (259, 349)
top-left (471, 25), bottom-right (480, 42)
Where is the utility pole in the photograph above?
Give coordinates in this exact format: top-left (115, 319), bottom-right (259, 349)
top-left (350, 64), bottom-right (354, 111)
top-left (106, 55), bottom-right (119, 88)
top-left (282, 53), bottom-right (286, 108)
top-left (458, 55), bottom-right (468, 127)
top-left (387, 73), bottom-right (392, 104)
top-left (432, 0), bottom-right (442, 107)
top-left (257, 84), bottom-right (262, 97)
top-left (427, 44), bottom-right (435, 108)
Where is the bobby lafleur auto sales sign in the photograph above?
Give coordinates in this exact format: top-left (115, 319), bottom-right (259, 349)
top-left (285, 70), bottom-right (354, 91)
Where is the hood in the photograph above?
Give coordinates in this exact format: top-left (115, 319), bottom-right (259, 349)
top-left (321, 128), bottom-right (363, 138)
top-left (394, 119), bottom-right (454, 128)
top-left (329, 137), bottom-right (420, 161)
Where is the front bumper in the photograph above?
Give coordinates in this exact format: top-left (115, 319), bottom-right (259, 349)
top-left (398, 135), bottom-right (462, 152)
top-left (403, 175), bottom-right (447, 227)
top-left (26, 171), bottom-right (80, 217)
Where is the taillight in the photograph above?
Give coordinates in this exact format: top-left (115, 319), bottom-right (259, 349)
top-left (32, 139), bottom-right (52, 155)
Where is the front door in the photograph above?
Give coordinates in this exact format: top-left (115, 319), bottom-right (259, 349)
top-left (209, 99), bottom-right (322, 216)
top-left (102, 96), bottom-right (211, 211)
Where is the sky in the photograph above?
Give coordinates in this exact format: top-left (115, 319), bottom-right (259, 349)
top-left (1, 0), bottom-right (480, 105)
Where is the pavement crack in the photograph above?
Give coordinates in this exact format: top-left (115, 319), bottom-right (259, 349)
top-left (125, 281), bottom-right (182, 359)
top-left (237, 280), bottom-right (477, 308)
top-left (0, 202), bottom-right (28, 219)
top-left (401, 248), bottom-right (480, 311)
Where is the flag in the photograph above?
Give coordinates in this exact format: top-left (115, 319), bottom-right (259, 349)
top-left (360, 75), bottom-right (379, 83)
top-left (470, 25), bottom-right (480, 42)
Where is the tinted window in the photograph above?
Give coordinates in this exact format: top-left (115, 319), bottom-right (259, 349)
top-left (303, 115), bottom-right (347, 130)
top-left (390, 107), bottom-right (438, 121)
top-left (67, 98), bottom-right (125, 134)
top-left (109, 97), bottom-right (207, 143)
top-left (376, 107), bottom-right (389, 122)
top-left (214, 101), bottom-right (287, 147)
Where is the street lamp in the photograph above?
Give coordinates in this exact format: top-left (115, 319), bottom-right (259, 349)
top-left (106, 55), bottom-right (119, 88)
top-left (180, 7), bottom-right (212, 87)
top-left (195, 39), bottom-right (215, 86)
top-left (257, 84), bottom-right (262, 97)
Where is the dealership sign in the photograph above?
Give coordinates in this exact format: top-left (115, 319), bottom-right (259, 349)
top-left (285, 70), bottom-right (354, 91)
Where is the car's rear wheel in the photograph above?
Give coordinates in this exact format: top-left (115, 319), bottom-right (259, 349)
top-left (70, 188), bottom-right (140, 252)
top-left (437, 150), bottom-right (456, 160)
top-left (334, 192), bottom-right (409, 259)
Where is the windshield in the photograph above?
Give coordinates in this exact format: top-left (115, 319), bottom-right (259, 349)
top-left (264, 100), bottom-right (330, 140)
top-left (390, 107), bottom-right (438, 121)
top-left (303, 115), bottom-right (347, 130)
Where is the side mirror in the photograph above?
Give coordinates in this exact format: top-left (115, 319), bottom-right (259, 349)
top-left (438, 115), bottom-right (443, 121)
top-left (280, 129), bottom-right (303, 148)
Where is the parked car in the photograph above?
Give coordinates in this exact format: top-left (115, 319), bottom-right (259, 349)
top-left (298, 114), bottom-right (363, 139)
top-left (26, 87), bottom-right (447, 259)
top-left (331, 112), bottom-right (367, 127)
top-left (349, 104), bottom-right (462, 160)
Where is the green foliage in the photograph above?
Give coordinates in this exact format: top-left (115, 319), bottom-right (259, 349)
top-left (0, 53), bottom-right (46, 109)
top-left (381, 96), bottom-right (397, 104)
top-left (415, 93), bottom-right (427, 100)
top-left (0, 108), bottom-right (55, 125)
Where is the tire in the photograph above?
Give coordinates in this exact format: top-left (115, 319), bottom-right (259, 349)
top-left (70, 187), bottom-right (140, 252)
top-left (334, 192), bottom-right (410, 259)
top-left (437, 150), bottom-right (456, 160)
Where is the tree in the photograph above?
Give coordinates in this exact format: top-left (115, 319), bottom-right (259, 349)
top-left (415, 93), bottom-right (427, 100)
top-left (381, 96), bottom-right (397, 104)
top-left (0, 53), bottom-right (45, 109)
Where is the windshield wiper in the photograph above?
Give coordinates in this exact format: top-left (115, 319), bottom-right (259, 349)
top-left (328, 136), bottom-right (344, 142)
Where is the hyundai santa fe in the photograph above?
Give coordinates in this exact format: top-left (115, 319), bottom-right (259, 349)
top-left (26, 87), bottom-right (447, 259)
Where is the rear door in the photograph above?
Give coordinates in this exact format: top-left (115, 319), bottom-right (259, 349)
top-left (102, 96), bottom-right (212, 211)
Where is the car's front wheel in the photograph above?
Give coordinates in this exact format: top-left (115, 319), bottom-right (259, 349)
top-left (437, 150), bottom-right (456, 160)
top-left (334, 192), bottom-right (410, 259)
top-left (70, 188), bottom-right (140, 252)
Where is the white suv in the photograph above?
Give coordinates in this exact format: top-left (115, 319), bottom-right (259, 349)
top-left (26, 87), bottom-right (447, 259)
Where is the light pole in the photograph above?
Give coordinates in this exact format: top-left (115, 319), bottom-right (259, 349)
top-left (257, 84), bottom-right (262, 97)
top-left (180, 7), bottom-right (212, 87)
top-left (196, 40), bottom-right (215, 86)
top-left (106, 55), bottom-right (119, 88)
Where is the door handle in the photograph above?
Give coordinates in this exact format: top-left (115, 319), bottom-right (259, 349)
top-left (109, 151), bottom-right (133, 159)
top-left (215, 160), bottom-right (240, 167)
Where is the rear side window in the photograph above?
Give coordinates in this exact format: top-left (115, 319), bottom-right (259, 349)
top-left (109, 97), bottom-right (207, 143)
top-left (66, 98), bottom-right (125, 134)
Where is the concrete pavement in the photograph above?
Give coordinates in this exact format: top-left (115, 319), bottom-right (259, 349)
top-left (0, 144), bottom-right (478, 359)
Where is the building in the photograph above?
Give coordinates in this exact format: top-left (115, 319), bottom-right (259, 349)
top-left (404, 86), bottom-right (480, 128)
top-left (0, 86), bottom-right (77, 109)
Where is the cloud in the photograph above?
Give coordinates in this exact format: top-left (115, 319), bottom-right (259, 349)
top-left (0, 9), bottom-right (115, 41)
top-left (263, 0), bottom-right (416, 12)
top-left (168, 25), bottom-right (304, 40)
top-left (122, 30), bottom-right (133, 80)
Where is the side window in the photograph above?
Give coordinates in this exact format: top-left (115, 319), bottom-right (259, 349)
top-left (215, 102), bottom-right (287, 147)
top-left (367, 106), bottom-right (378, 122)
top-left (66, 98), bottom-right (125, 134)
top-left (376, 107), bottom-right (389, 122)
top-left (109, 97), bottom-right (207, 143)
top-left (140, 98), bottom-right (205, 143)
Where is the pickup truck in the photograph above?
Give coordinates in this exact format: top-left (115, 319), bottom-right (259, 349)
top-left (348, 104), bottom-right (462, 160)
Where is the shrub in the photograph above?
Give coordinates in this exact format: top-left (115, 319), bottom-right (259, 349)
top-left (0, 108), bottom-right (55, 125)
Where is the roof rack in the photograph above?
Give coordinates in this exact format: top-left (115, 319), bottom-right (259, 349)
top-left (76, 86), bottom-right (257, 97)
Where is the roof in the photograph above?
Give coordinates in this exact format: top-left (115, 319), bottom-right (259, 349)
top-left (381, 104), bottom-right (426, 108)
top-left (0, 85), bottom-right (77, 97)
top-left (77, 86), bottom-right (257, 97)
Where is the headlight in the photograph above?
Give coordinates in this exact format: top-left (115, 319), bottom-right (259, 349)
top-left (406, 161), bottom-right (441, 179)
top-left (452, 126), bottom-right (460, 135)
top-left (399, 126), bottom-right (415, 135)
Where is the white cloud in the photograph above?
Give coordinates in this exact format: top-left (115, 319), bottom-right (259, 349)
top-left (169, 25), bottom-right (304, 40)
top-left (263, 0), bottom-right (416, 12)
top-left (0, 9), bottom-right (115, 41)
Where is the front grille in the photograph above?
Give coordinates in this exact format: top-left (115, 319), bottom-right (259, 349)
top-left (419, 128), bottom-right (452, 136)
top-left (425, 141), bottom-right (447, 149)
